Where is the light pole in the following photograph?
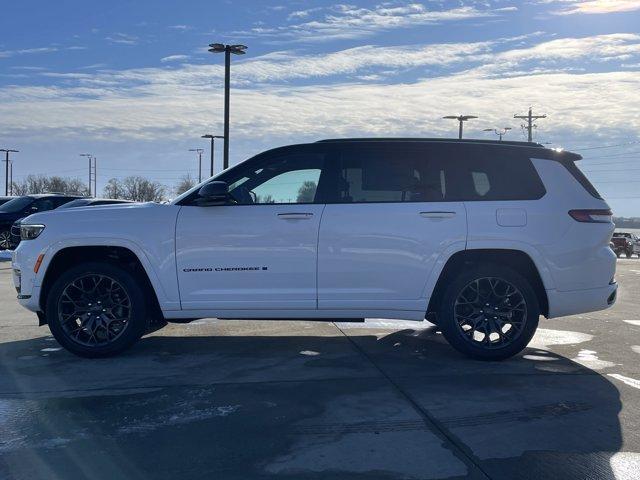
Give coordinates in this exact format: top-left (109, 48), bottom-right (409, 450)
top-left (0, 149), bottom-right (19, 196)
top-left (201, 134), bottom-right (224, 177)
top-left (484, 127), bottom-right (512, 141)
top-left (442, 115), bottom-right (478, 139)
top-left (80, 153), bottom-right (96, 196)
top-left (189, 148), bottom-right (205, 182)
top-left (208, 43), bottom-right (247, 170)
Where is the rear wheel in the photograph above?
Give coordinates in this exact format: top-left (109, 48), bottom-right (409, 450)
top-left (626, 250), bottom-right (633, 259)
top-left (46, 262), bottom-right (147, 358)
top-left (438, 263), bottom-right (540, 360)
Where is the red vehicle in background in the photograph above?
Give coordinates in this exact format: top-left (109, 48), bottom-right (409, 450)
top-left (611, 232), bottom-right (640, 258)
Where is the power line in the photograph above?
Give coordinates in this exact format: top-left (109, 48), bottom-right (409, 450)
top-left (571, 141), bottom-right (640, 151)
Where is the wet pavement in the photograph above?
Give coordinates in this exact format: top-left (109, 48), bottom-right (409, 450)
top-left (0, 257), bottom-right (639, 479)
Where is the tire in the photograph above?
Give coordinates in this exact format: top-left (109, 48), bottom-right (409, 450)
top-left (438, 263), bottom-right (540, 361)
top-left (626, 250), bottom-right (633, 259)
top-left (46, 262), bottom-right (147, 358)
top-left (0, 230), bottom-right (10, 250)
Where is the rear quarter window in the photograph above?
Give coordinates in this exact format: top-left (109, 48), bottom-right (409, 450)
top-left (442, 146), bottom-right (546, 201)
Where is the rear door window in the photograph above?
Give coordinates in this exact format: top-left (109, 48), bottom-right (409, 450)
top-left (333, 146), bottom-right (446, 203)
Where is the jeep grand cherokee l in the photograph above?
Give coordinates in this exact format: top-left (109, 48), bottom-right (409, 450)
top-left (11, 139), bottom-right (617, 360)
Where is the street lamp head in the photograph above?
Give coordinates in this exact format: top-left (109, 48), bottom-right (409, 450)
top-left (443, 115), bottom-right (477, 121)
top-left (201, 134), bottom-right (224, 139)
top-left (208, 43), bottom-right (226, 53)
top-left (483, 128), bottom-right (494, 132)
top-left (228, 44), bottom-right (247, 55)
top-left (504, 127), bottom-right (512, 131)
top-left (208, 43), bottom-right (248, 55)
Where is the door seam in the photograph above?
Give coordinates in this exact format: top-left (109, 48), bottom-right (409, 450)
top-left (315, 204), bottom-right (327, 310)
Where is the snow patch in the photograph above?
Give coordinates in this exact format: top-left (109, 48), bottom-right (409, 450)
top-left (572, 350), bottom-right (616, 370)
top-left (623, 320), bottom-right (640, 327)
top-left (608, 374), bottom-right (640, 390)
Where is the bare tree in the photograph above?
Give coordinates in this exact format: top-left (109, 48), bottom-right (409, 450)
top-left (296, 181), bottom-right (317, 203)
top-left (103, 178), bottom-right (124, 199)
top-left (103, 176), bottom-right (166, 202)
top-left (175, 175), bottom-right (196, 196)
top-left (11, 175), bottom-right (89, 196)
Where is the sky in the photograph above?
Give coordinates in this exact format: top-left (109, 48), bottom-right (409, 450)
top-left (1, 0), bottom-right (640, 214)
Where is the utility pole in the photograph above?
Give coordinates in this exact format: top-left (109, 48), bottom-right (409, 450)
top-left (189, 148), bottom-right (205, 182)
top-left (9, 160), bottom-right (13, 195)
top-left (80, 153), bottom-right (96, 196)
top-left (202, 134), bottom-right (224, 177)
top-left (0, 149), bottom-right (19, 196)
top-left (514, 107), bottom-right (547, 142)
top-left (208, 43), bottom-right (248, 170)
top-left (442, 115), bottom-right (478, 139)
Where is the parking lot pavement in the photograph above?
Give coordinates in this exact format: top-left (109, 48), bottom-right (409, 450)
top-left (0, 257), bottom-right (639, 479)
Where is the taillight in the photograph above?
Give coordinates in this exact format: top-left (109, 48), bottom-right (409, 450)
top-left (568, 209), bottom-right (613, 223)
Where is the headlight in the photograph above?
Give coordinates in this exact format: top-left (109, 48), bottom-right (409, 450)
top-left (20, 224), bottom-right (45, 240)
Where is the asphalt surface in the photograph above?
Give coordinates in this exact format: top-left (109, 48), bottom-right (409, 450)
top-left (0, 257), bottom-right (639, 480)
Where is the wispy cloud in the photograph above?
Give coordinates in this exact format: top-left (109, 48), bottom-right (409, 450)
top-left (161, 54), bottom-right (190, 63)
top-left (547, 0), bottom-right (640, 15)
top-left (1, 34), bottom-right (638, 143)
top-left (237, 2), bottom-right (503, 42)
top-left (168, 24), bottom-right (192, 31)
top-left (0, 46), bottom-right (58, 59)
top-left (105, 33), bottom-right (139, 45)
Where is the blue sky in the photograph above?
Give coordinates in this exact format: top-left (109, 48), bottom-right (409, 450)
top-left (1, 0), bottom-right (640, 214)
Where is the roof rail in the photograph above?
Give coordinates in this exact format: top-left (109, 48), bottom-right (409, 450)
top-left (316, 137), bottom-right (544, 148)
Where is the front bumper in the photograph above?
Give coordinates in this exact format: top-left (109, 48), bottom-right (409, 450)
top-left (12, 244), bottom-right (46, 313)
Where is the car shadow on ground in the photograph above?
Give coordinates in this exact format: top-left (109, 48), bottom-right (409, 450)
top-left (0, 325), bottom-right (624, 480)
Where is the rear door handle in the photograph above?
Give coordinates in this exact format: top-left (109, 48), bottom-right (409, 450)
top-left (420, 211), bottom-right (456, 219)
top-left (277, 213), bottom-right (314, 220)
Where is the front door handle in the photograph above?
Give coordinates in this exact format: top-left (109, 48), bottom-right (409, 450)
top-left (277, 213), bottom-right (314, 220)
top-left (420, 211), bottom-right (456, 219)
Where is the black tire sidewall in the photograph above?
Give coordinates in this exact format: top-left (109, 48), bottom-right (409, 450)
top-left (46, 262), bottom-right (147, 358)
top-left (438, 263), bottom-right (540, 361)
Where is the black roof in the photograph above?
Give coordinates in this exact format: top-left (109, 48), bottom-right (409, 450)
top-left (317, 137), bottom-right (542, 147)
top-left (315, 137), bottom-right (581, 161)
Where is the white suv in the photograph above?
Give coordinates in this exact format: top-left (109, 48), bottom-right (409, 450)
top-left (12, 139), bottom-right (617, 360)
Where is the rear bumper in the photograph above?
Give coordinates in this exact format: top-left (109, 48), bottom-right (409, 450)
top-left (547, 283), bottom-right (617, 318)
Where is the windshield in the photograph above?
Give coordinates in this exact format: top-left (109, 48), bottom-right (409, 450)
top-left (0, 196), bottom-right (33, 213)
top-left (57, 199), bottom-right (91, 209)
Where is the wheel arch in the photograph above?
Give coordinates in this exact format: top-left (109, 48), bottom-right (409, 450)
top-left (39, 245), bottom-right (164, 325)
top-left (426, 248), bottom-right (549, 318)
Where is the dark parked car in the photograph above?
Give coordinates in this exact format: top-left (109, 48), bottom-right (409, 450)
top-left (0, 194), bottom-right (83, 249)
top-left (611, 232), bottom-right (640, 258)
top-left (9, 198), bottom-right (132, 249)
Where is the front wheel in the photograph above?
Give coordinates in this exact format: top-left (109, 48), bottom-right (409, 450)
top-left (438, 264), bottom-right (540, 361)
top-left (0, 230), bottom-right (11, 250)
top-left (46, 262), bottom-right (148, 358)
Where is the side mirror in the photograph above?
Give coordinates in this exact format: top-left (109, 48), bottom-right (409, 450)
top-left (197, 181), bottom-right (230, 205)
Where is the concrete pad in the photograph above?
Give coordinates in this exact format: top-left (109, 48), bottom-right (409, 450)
top-left (0, 378), bottom-right (481, 480)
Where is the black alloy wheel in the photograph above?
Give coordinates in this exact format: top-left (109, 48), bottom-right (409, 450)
top-left (439, 264), bottom-right (540, 360)
top-left (46, 262), bottom-right (148, 357)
